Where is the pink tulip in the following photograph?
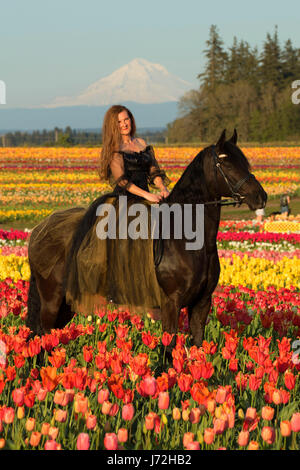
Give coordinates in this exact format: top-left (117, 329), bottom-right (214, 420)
top-left (142, 376), bottom-right (157, 396)
top-left (97, 388), bottom-right (109, 404)
top-left (44, 440), bottom-right (59, 450)
top-left (77, 433), bottom-right (90, 450)
top-left (186, 441), bottom-right (200, 450)
top-left (158, 392), bottom-right (170, 410)
top-left (291, 413), bottom-right (300, 432)
top-left (122, 403), bottom-right (135, 421)
top-left (104, 433), bottom-right (118, 450)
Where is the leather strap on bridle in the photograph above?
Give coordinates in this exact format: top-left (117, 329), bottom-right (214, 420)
top-left (205, 146), bottom-right (254, 207)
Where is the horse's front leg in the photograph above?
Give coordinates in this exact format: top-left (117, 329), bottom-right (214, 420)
top-left (188, 296), bottom-right (212, 347)
top-left (160, 294), bottom-right (181, 359)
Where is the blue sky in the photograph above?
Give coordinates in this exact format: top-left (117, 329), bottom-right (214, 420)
top-left (1, 0), bottom-right (300, 108)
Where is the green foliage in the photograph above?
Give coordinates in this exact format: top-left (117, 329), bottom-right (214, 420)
top-left (168, 26), bottom-right (300, 143)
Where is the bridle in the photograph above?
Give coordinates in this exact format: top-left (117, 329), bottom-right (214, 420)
top-left (203, 145), bottom-right (255, 207)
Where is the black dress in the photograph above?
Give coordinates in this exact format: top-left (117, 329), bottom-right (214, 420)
top-left (66, 145), bottom-right (169, 315)
top-left (28, 145), bottom-right (169, 316)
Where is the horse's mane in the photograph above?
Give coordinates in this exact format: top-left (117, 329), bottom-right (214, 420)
top-left (167, 147), bottom-right (211, 204)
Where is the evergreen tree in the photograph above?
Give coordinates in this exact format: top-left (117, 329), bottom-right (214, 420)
top-left (259, 26), bottom-right (283, 89)
top-left (198, 24), bottom-right (228, 90)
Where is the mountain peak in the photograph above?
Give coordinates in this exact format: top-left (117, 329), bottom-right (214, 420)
top-left (45, 58), bottom-right (192, 108)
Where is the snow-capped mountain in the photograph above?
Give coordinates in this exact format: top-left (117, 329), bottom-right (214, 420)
top-left (45, 58), bottom-right (192, 108)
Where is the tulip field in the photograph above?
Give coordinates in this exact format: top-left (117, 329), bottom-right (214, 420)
top-left (0, 146), bottom-right (299, 451)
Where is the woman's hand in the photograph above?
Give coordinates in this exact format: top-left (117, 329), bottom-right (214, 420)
top-left (144, 192), bottom-right (163, 203)
top-left (159, 188), bottom-right (170, 199)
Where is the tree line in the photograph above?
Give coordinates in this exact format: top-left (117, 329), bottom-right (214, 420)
top-left (167, 25), bottom-right (300, 143)
top-left (0, 127), bottom-right (167, 147)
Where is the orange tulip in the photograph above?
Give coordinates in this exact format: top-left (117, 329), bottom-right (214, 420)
top-left (41, 422), bottom-right (50, 435)
top-left (280, 420), bottom-right (292, 437)
top-left (54, 390), bottom-right (69, 406)
top-left (48, 426), bottom-right (59, 440)
top-left (182, 409), bottom-right (190, 421)
top-left (86, 414), bottom-right (97, 430)
top-left (204, 428), bottom-right (215, 445)
top-left (101, 401), bottom-right (112, 415)
top-left (74, 392), bottom-right (88, 414)
top-left (172, 407), bottom-right (181, 420)
top-left (40, 367), bottom-right (58, 392)
top-left (54, 409), bottom-right (67, 423)
top-left (30, 431), bottom-right (41, 447)
top-left (117, 428), bottom-right (128, 443)
top-left (25, 417), bottom-right (35, 432)
top-left (261, 426), bottom-right (275, 444)
top-left (261, 406), bottom-right (274, 421)
top-left (206, 398), bottom-right (216, 414)
top-left (245, 407), bottom-right (257, 421)
top-left (248, 440), bottom-right (259, 450)
top-left (158, 392), bottom-right (170, 410)
top-left (189, 408), bottom-right (201, 424)
top-left (237, 430), bottom-right (249, 447)
top-left (183, 432), bottom-right (194, 448)
top-left (3, 407), bottom-right (15, 424)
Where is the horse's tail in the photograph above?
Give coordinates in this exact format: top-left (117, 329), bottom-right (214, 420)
top-left (62, 194), bottom-right (110, 297)
top-left (26, 269), bottom-right (42, 337)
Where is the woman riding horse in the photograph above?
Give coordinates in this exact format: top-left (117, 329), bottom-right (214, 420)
top-left (26, 118), bottom-right (267, 349)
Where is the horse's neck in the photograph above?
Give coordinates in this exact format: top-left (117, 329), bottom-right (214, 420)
top-left (167, 150), bottom-right (216, 205)
top-left (166, 151), bottom-right (221, 245)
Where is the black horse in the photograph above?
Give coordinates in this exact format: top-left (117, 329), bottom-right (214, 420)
top-left (26, 130), bottom-right (267, 349)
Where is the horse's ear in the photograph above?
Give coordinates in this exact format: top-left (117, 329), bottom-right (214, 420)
top-left (228, 128), bottom-right (238, 145)
top-left (216, 129), bottom-right (226, 150)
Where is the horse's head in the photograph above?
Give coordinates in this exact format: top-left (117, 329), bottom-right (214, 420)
top-left (209, 129), bottom-right (267, 211)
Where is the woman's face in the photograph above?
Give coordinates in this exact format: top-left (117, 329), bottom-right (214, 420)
top-left (118, 110), bottom-right (132, 137)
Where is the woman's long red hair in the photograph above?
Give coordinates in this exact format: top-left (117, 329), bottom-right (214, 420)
top-left (99, 105), bottom-right (136, 180)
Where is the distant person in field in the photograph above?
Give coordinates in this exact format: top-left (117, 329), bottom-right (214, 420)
top-left (280, 193), bottom-right (291, 218)
top-left (255, 207), bottom-right (265, 223)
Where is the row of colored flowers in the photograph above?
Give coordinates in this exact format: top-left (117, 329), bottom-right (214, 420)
top-left (0, 147), bottom-right (299, 221)
top-left (0, 277), bottom-right (299, 450)
top-left (1, 146), bottom-right (300, 164)
top-left (0, 250), bottom-right (299, 290)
